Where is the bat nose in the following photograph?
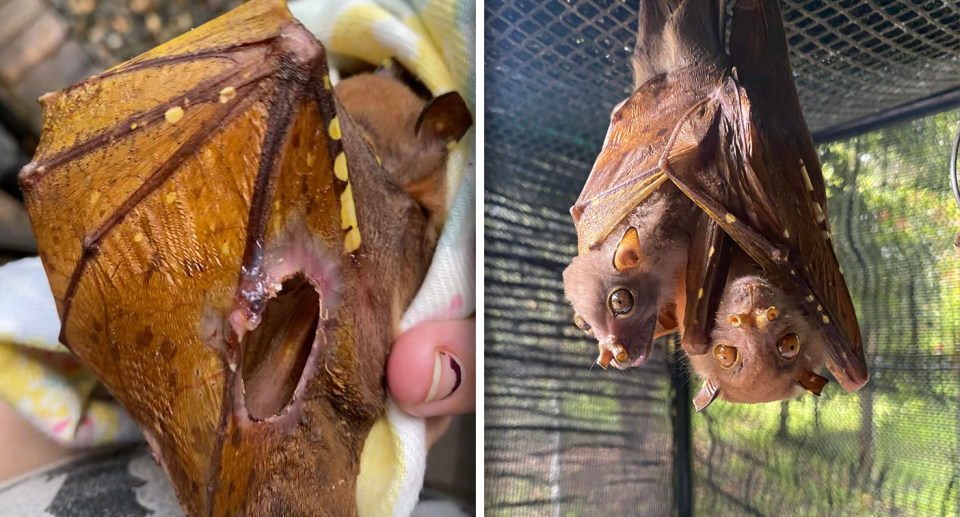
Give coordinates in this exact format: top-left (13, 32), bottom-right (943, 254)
top-left (727, 312), bottom-right (751, 328)
top-left (597, 342), bottom-right (628, 369)
top-left (728, 304), bottom-right (779, 329)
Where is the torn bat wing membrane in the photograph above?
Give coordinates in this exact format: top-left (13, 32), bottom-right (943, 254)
top-left (657, 3), bottom-right (867, 392)
top-left (19, 0), bottom-right (428, 515)
top-left (570, 60), bottom-right (726, 255)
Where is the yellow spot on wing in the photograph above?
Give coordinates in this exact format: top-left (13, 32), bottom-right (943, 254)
top-left (306, 153), bottom-right (315, 166)
top-left (329, 117), bottom-right (342, 140)
top-left (725, 213), bottom-right (736, 223)
top-left (708, 246), bottom-right (715, 258)
top-left (90, 191), bottom-right (100, 205)
top-left (340, 183), bottom-right (358, 231)
top-left (344, 227), bottom-right (361, 253)
top-left (130, 123), bottom-right (137, 130)
top-left (340, 180), bottom-right (361, 254)
top-left (165, 192), bottom-right (176, 204)
top-left (323, 75), bottom-right (331, 90)
top-left (801, 162), bottom-right (814, 191)
top-left (221, 242), bottom-right (230, 254)
top-left (806, 295), bottom-right (815, 302)
top-left (165, 106), bottom-right (184, 124)
top-left (334, 153), bottom-right (348, 181)
top-left (698, 288), bottom-right (704, 299)
top-left (812, 202), bottom-right (825, 222)
top-left (218, 86), bottom-right (236, 103)
top-left (133, 233), bottom-right (143, 243)
top-left (822, 315), bottom-right (830, 324)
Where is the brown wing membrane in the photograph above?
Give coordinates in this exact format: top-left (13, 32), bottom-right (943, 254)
top-left (571, 0), bottom-right (725, 254)
top-left (727, 0), bottom-right (865, 390)
top-left (681, 212), bottom-right (733, 356)
top-left (19, 1), bottom-right (428, 515)
top-left (570, 62), bottom-right (725, 255)
top-left (657, 17), bottom-right (867, 390)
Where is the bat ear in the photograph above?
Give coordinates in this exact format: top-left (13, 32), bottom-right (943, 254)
top-left (416, 91), bottom-right (473, 149)
top-left (693, 379), bottom-right (720, 412)
top-left (797, 369), bottom-right (829, 396)
top-left (657, 303), bottom-right (679, 332)
top-left (613, 227), bottom-right (643, 271)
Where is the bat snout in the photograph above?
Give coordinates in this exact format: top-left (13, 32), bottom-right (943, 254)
top-left (596, 338), bottom-right (628, 369)
top-left (725, 277), bottom-right (779, 323)
top-left (596, 335), bottom-right (653, 370)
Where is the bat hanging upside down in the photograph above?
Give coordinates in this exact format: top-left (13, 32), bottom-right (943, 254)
top-left (563, 0), bottom-right (868, 410)
top-left (18, 0), bottom-right (471, 515)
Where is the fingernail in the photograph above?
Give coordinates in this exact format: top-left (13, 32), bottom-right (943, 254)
top-left (420, 350), bottom-right (463, 405)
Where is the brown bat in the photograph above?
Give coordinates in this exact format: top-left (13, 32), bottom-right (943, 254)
top-left (566, 0), bottom-right (868, 405)
top-left (335, 67), bottom-right (472, 255)
top-left (682, 0), bottom-right (863, 410)
top-left (18, 0), bottom-right (470, 515)
top-left (562, 0), bottom-right (719, 369)
top-left (686, 249), bottom-right (831, 409)
top-left (563, 192), bottom-right (693, 369)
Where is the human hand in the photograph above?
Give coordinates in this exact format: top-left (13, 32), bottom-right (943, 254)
top-left (387, 318), bottom-right (476, 447)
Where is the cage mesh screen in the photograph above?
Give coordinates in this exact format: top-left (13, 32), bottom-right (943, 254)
top-left (484, 0), bottom-right (960, 515)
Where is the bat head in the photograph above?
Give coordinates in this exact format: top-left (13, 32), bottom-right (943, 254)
top-left (336, 73), bottom-right (471, 187)
top-left (688, 274), bottom-right (830, 410)
top-left (563, 227), bottom-right (667, 369)
top-left (336, 72), bottom-right (473, 251)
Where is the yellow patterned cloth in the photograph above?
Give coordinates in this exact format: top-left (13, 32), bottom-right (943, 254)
top-left (0, 258), bottom-right (141, 447)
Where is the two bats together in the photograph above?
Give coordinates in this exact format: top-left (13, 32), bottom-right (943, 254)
top-left (563, 0), bottom-right (869, 410)
top-left (11, 0), bottom-right (871, 512)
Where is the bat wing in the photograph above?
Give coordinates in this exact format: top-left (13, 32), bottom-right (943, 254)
top-left (20, 0), bottom-right (427, 514)
top-left (571, 64), bottom-right (723, 254)
top-left (729, 0), bottom-right (830, 218)
top-left (681, 212), bottom-right (733, 356)
top-left (658, 72), bottom-right (868, 391)
top-left (730, 0), bottom-right (868, 390)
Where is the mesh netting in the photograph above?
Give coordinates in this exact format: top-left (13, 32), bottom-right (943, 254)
top-left (484, 1), bottom-right (960, 515)
top-left (486, 190), bottom-right (676, 515)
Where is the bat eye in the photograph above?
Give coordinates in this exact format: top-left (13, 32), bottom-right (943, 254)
top-left (608, 289), bottom-right (634, 317)
top-left (713, 343), bottom-right (739, 369)
top-left (574, 313), bottom-right (592, 333)
top-left (776, 333), bottom-right (801, 360)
